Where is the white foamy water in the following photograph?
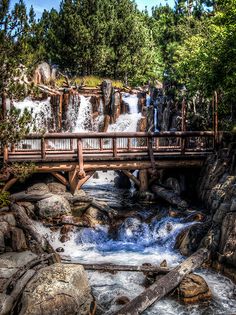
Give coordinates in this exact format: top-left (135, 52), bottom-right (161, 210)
top-left (73, 95), bottom-right (93, 132)
top-left (13, 97), bottom-right (52, 131)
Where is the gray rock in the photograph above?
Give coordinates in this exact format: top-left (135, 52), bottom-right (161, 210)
top-left (219, 212), bottom-right (236, 267)
top-left (0, 213), bottom-right (16, 226)
top-left (27, 183), bottom-right (50, 194)
top-left (36, 195), bottom-right (72, 219)
top-left (19, 263), bottom-right (93, 315)
top-left (213, 203), bottom-right (231, 224)
top-left (0, 251), bottom-right (37, 269)
top-left (47, 182), bottom-right (66, 193)
top-left (230, 198), bottom-right (236, 212)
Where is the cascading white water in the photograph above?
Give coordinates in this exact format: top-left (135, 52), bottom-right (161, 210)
top-left (72, 95), bottom-right (93, 132)
top-left (13, 97), bottom-right (52, 131)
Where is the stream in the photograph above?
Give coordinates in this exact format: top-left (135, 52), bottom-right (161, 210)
top-left (14, 93), bottom-right (236, 314)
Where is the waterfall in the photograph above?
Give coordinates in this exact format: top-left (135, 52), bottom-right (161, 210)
top-left (108, 93), bottom-right (141, 132)
top-left (72, 95), bottom-right (93, 132)
top-left (13, 97), bottom-right (52, 131)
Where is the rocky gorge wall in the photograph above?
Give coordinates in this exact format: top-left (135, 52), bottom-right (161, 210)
top-left (198, 132), bottom-right (236, 281)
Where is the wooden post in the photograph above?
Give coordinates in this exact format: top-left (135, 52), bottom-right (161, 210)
top-left (128, 138), bottom-right (131, 151)
top-left (41, 138), bottom-right (46, 160)
top-left (77, 138), bottom-right (85, 177)
top-left (181, 97), bottom-right (187, 154)
top-left (99, 138), bottom-right (103, 151)
top-left (122, 170), bottom-right (141, 187)
top-left (139, 169), bottom-right (148, 192)
top-left (113, 137), bottom-right (117, 157)
top-left (3, 145), bottom-right (8, 163)
top-left (59, 94), bottom-right (63, 131)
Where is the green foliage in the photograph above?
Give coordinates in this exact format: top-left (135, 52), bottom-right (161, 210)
top-left (7, 162), bottom-right (36, 182)
top-left (0, 108), bottom-right (32, 145)
top-left (0, 191), bottom-right (10, 208)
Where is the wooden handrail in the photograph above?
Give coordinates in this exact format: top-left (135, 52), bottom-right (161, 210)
top-left (18, 131), bottom-right (215, 140)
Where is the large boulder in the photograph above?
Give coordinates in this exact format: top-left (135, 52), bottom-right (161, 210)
top-left (27, 183), bottom-right (50, 195)
top-left (34, 62), bottom-right (52, 85)
top-left (218, 212), bottom-right (236, 267)
top-left (175, 222), bottom-right (210, 256)
top-left (82, 206), bottom-right (110, 227)
top-left (47, 182), bottom-right (66, 194)
top-left (36, 195), bottom-right (72, 219)
top-left (176, 273), bottom-right (211, 304)
top-left (18, 263), bottom-right (93, 315)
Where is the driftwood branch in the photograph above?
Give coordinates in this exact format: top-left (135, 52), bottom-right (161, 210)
top-left (151, 185), bottom-right (188, 209)
top-left (0, 269), bottom-right (36, 315)
top-left (11, 203), bottom-right (59, 257)
top-left (5, 254), bottom-right (55, 295)
top-left (114, 248), bottom-right (209, 315)
top-left (64, 263), bottom-right (170, 274)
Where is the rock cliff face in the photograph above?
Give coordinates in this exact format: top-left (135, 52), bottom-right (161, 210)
top-left (198, 133), bottom-right (236, 280)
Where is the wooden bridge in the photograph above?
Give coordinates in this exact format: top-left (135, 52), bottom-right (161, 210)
top-left (1, 131), bottom-right (215, 193)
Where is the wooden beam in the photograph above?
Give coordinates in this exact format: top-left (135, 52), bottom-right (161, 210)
top-left (77, 171), bottom-right (95, 190)
top-left (2, 178), bottom-right (18, 192)
top-left (51, 172), bottom-right (69, 186)
top-left (139, 169), bottom-right (148, 192)
top-left (77, 138), bottom-right (85, 178)
top-left (69, 168), bottom-right (79, 194)
top-left (122, 170), bottom-right (140, 187)
top-left (114, 248), bottom-right (209, 315)
top-left (113, 137), bottom-right (117, 157)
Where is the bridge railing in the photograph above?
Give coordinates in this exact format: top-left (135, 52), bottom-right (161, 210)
top-left (1, 131), bottom-right (215, 162)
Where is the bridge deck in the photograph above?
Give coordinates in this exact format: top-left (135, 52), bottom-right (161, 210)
top-left (1, 131), bottom-right (215, 191)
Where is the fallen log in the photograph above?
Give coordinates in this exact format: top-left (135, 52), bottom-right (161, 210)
top-left (11, 203), bottom-right (59, 257)
top-left (10, 192), bottom-right (54, 203)
top-left (44, 222), bottom-right (89, 228)
top-left (5, 254), bottom-right (55, 294)
top-left (65, 263), bottom-right (170, 274)
top-left (113, 248), bottom-right (209, 315)
top-left (0, 269), bottom-right (36, 315)
top-left (151, 185), bottom-right (188, 209)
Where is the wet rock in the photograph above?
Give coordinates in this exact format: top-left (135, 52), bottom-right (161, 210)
top-left (61, 224), bottom-right (74, 235)
top-left (230, 198), bottom-right (236, 212)
top-left (27, 183), bottom-right (50, 194)
top-left (0, 213), bottom-right (16, 226)
top-left (213, 203), bottom-right (231, 224)
top-left (175, 222), bottom-right (210, 256)
top-left (183, 212), bottom-right (205, 223)
top-left (19, 263), bottom-right (93, 315)
top-left (59, 235), bottom-right (70, 243)
top-left (218, 212), bottom-right (236, 267)
top-left (47, 182), bottom-right (66, 193)
top-left (73, 189), bottom-right (87, 197)
top-left (19, 202), bottom-right (35, 216)
top-left (56, 247), bottom-right (64, 253)
top-left (36, 195), bottom-right (72, 219)
top-left (0, 251), bottom-right (37, 269)
top-left (176, 274), bottom-right (211, 304)
top-left (10, 227), bottom-right (28, 251)
top-left (116, 296), bottom-right (130, 305)
top-left (82, 206), bottom-right (109, 227)
top-left (160, 260), bottom-right (167, 268)
top-left (0, 231), bottom-right (5, 253)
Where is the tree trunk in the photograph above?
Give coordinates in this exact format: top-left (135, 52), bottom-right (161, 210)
top-left (114, 248), bottom-right (209, 315)
top-left (11, 203), bottom-right (60, 257)
top-left (151, 185), bottom-right (188, 209)
top-left (64, 263), bottom-right (170, 274)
